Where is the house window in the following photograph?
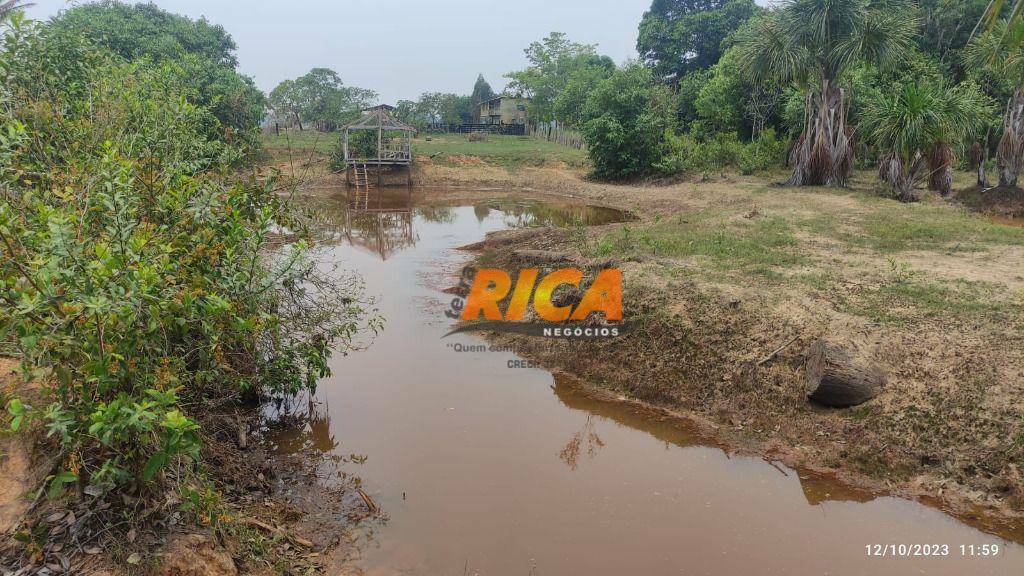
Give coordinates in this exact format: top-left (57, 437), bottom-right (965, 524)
top-left (516, 104), bottom-right (526, 111)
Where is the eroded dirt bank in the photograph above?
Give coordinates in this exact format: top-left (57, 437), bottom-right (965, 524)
top-left (399, 157), bottom-right (1024, 538)
top-left (0, 359), bottom-right (372, 575)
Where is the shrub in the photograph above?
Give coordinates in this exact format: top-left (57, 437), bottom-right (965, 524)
top-left (581, 63), bottom-right (671, 179)
top-left (655, 130), bottom-right (784, 175)
top-left (1, 20), bottom-right (374, 494)
top-left (738, 129), bottom-right (786, 174)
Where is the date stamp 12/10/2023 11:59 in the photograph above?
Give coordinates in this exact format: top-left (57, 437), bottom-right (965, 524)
top-left (865, 544), bottom-right (1001, 558)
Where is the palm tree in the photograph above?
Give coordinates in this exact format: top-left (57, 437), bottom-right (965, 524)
top-left (966, 21), bottom-right (1024, 187)
top-left (976, 0), bottom-right (1020, 41)
top-left (861, 82), bottom-right (988, 201)
top-left (736, 0), bottom-right (917, 187)
top-left (0, 1), bottom-right (33, 20)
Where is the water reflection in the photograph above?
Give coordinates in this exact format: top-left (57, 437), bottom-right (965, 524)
top-left (304, 189), bottom-right (631, 261)
top-left (263, 392), bottom-right (340, 457)
top-left (342, 190), bottom-right (418, 261)
top-left (558, 414), bottom-right (605, 471)
top-left (554, 374), bottom-right (887, 509)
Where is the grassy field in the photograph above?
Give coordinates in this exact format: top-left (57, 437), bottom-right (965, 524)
top-left (412, 132), bottom-right (589, 169)
top-left (259, 129), bottom-right (590, 171)
top-left (581, 183), bottom-right (1024, 326)
top-left (261, 129), bottom-right (338, 161)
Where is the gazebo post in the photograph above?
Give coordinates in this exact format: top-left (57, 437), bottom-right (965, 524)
top-left (343, 129), bottom-right (351, 186)
top-left (377, 124), bottom-right (383, 188)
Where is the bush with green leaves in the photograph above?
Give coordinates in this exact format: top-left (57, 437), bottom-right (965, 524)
top-left (737, 129), bottom-right (786, 174)
top-left (581, 63), bottom-right (673, 179)
top-left (0, 19), bottom-right (374, 495)
top-left (655, 129), bottom-right (783, 175)
top-left (48, 1), bottom-right (265, 141)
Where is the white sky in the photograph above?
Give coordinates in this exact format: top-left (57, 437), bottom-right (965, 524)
top-left (24, 0), bottom-right (656, 104)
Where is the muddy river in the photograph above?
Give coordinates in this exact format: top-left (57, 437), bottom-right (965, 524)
top-left (266, 190), bottom-right (1024, 575)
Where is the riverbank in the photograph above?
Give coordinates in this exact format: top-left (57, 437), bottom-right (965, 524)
top-left (261, 130), bottom-right (1024, 536)
top-left (0, 356), bottom-right (371, 575)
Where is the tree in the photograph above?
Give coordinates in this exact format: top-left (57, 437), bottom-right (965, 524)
top-left (736, 0), bottom-right (917, 187)
top-left (270, 68), bottom-right (377, 132)
top-left (861, 82), bottom-right (988, 200)
top-left (470, 74), bottom-right (496, 121)
top-left (505, 32), bottom-right (610, 123)
top-left (553, 58), bottom-right (616, 127)
top-left (50, 1), bottom-right (237, 66)
top-left (393, 99), bottom-right (423, 128)
top-left (581, 63), bottom-right (672, 179)
top-left (965, 20), bottom-right (1024, 187)
top-left (415, 92), bottom-right (472, 124)
top-left (269, 79), bottom-right (303, 130)
top-left (916, 0), bottom-right (991, 70)
top-left (48, 1), bottom-right (264, 136)
top-left (637, 0), bottom-right (760, 83)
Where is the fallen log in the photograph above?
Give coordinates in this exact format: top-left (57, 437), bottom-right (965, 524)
top-left (357, 488), bottom-right (379, 515)
top-left (804, 339), bottom-right (885, 407)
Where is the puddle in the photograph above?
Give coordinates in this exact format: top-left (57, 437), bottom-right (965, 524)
top-left (267, 189), bottom-right (1024, 575)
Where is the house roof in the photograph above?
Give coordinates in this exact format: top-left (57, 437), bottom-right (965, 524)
top-left (479, 95), bottom-right (528, 106)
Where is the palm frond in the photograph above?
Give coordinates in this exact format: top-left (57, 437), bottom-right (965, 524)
top-left (832, 8), bottom-right (917, 75)
top-left (861, 82), bottom-right (991, 164)
top-left (964, 21), bottom-right (1024, 82)
top-left (735, 12), bottom-right (813, 86)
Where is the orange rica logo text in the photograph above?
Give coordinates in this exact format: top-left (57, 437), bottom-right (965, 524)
top-left (460, 268), bottom-right (622, 322)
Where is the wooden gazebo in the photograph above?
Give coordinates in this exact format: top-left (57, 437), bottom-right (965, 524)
top-left (341, 104), bottom-right (415, 188)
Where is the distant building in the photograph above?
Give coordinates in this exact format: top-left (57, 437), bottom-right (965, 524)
top-left (478, 96), bottom-right (529, 125)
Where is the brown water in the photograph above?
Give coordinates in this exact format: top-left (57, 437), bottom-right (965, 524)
top-left (266, 190), bottom-right (1024, 576)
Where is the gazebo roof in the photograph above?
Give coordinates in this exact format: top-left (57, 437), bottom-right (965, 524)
top-left (343, 105), bottom-right (415, 132)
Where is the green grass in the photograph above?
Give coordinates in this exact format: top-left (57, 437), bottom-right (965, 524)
top-left (260, 129), bottom-right (337, 157)
top-left (259, 130), bottom-right (590, 170)
top-left (856, 207), bottom-right (1024, 252)
top-left (840, 275), bottom-right (1020, 324)
top-left (413, 132), bottom-right (589, 169)
top-left (797, 201), bottom-right (1024, 253)
top-left (592, 210), bottom-right (803, 275)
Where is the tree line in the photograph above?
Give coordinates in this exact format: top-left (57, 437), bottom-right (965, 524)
top-left (268, 71), bottom-right (501, 130)
top-left (500, 0), bottom-right (1018, 201)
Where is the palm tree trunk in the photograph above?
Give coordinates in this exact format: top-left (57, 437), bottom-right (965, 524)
top-left (787, 80), bottom-right (853, 187)
top-left (878, 151), bottom-right (905, 190)
top-left (878, 152), bottom-right (919, 202)
top-left (970, 140), bottom-right (990, 187)
top-left (927, 141), bottom-right (954, 196)
top-left (997, 89), bottom-right (1024, 188)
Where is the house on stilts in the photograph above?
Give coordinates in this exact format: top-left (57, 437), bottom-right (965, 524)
top-left (341, 104), bottom-right (415, 189)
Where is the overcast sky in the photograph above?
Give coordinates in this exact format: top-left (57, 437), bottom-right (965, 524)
top-left (25, 0), bottom-right (656, 104)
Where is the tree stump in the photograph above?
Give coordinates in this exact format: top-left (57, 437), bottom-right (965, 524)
top-left (804, 339), bottom-right (885, 407)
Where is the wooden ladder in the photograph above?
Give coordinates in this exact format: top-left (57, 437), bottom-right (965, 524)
top-left (351, 163), bottom-right (371, 208)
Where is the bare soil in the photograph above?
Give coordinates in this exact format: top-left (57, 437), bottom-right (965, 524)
top-left (956, 185), bottom-right (1024, 218)
top-left (0, 360), bottom-right (371, 575)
